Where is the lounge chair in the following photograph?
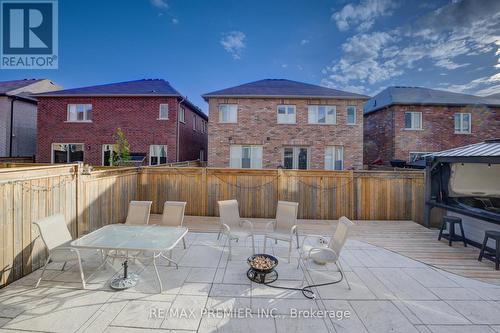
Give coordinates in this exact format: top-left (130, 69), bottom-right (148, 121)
top-left (298, 216), bottom-right (354, 290)
top-left (262, 201), bottom-right (299, 263)
top-left (34, 214), bottom-right (86, 289)
top-left (217, 199), bottom-right (255, 260)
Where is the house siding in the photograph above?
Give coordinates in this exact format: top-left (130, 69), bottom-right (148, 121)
top-left (363, 104), bottom-right (500, 164)
top-left (36, 96), bottom-right (207, 165)
top-left (207, 97), bottom-right (365, 169)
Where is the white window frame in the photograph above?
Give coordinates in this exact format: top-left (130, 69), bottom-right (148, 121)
top-left (102, 144), bottom-right (115, 166)
top-left (229, 145), bottom-right (263, 169)
top-left (409, 152), bottom-right (432, 163)
top-left (67, 104), bottom-right (92, 122)
top-left (219, 104), bottom-right (238, 123)
top-left (51, 143), bottom-right (85, 163)
top-left (149, 145), bottom-right (168, 166)
top-left (277, 105), bottom-right (296, 124)
top-left (454, 113), bottom-right (471, 134)
top-left (179, 107), bottom-right (185, 123)
top-left (404, 112), bottom-right (422, 130)
top-left (325, 146), bottom-right (344, 170)
top-left (308, 105), bottom-right (336, 124)
top-left (158, 103), bottom-right (169, 120)
top-left (346, 106), bottom-right (356, 125)
top-left (283, 146), bottom-right (310, 170)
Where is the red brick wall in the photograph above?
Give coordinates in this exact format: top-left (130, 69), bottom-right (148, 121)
top-left (207, 97), bottom-right (365, 169)
top-left (36, 96), bottom-right (207, 165)
top-left (179, 103), bottom-right (208, 162)
top-left (364, 104), bottom-right (500, 164)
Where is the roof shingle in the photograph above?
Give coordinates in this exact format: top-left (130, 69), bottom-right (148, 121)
top-left (202, 79), bottom-right (369, 100)
top-left (0, 79), bottom-right (44, 94)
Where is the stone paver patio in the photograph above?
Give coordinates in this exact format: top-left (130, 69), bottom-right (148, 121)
top-left (2, 231), bottom-right (500, 333)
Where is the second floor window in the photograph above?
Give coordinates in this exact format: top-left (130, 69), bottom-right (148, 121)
top-left (404, 112), bottom-right (422, 130)
top-left (308, 105), bottom-right (336, 124)
top-left (277, 105), bottom-right (296, 124)
top-left (159, 104), bottom-right (168, 119)
top-left (219, 104), bottom-right (237, 123)
top-left (67, 104), bottom-right (92, 122)
top-left (179, 107), bottom-right (185, 123)
top-left (454, 113), bottom-right (471, 134)
top-left (193, 115), bottom-right (197, 130)
top-left (347, 106), bottom-right (356, 125)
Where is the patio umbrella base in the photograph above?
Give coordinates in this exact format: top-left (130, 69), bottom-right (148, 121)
top-left (110, 273), bottom-right (139, 290)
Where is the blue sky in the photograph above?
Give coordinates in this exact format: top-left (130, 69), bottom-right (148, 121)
top-left (1, 0), bottom-right (499, 112)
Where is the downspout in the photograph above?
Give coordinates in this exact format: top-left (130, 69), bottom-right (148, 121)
top-left (8, 96), bottom-right (16, 157)
top-left (176, 96), bottom-right (186, 162)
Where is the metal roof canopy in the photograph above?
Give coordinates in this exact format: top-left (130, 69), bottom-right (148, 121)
top-left (426, 139), bottom-right (500, 164)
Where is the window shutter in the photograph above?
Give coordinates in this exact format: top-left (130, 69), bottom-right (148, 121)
top-left (229, 145), bottom-right (241, 168)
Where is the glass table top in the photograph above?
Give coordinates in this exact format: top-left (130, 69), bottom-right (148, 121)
top-left (71, 224), bottom-right (188, 251)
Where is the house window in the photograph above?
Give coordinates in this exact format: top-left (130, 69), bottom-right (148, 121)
top-left (67, 104), bottom-right (92, 122)
top-left (149, 145), bottom-right (167, 165)
top-left (159, 104), bottom-right (168, 119)
top-left (454, 113), bottom-right (471, 134)
top-left (347, 106), bottom-right (356, 125)
top-left (277, 105), bottom-right (296, 124)
top-left (52, 143), bottom-right (84, 163)
top-left (308, 105), bottom-right (336, 124)
top-left (404, 112), bottom-right (422, 130)
top-left (409, 152), bottom-right (431, 163)
top-left (283, 147), bottom-right (309, 170)
top-left (102, 144), bottom-right (115, 166)
top-left (219, 104), bottom-right (237, 123)
top-left (193, 115), bottom-right (197, 131)
top-left (179, 107), bottom-right (185, 123)
top-left (200, 149), bottom-right (205, 161)
top-left (229, 145), bottom-right (262, 169)
top-left (325, 146), bottom-right (344, 170)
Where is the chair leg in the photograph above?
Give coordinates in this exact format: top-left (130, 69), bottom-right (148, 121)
top-left (227, 236), bottom-right (232, 261)
top-left (295, 230), bottom-right (300, 249)
top-left (459, 222), bottom-right (467, 247)
top-left (496, 240), bottom-right (500, 271)
top-left (35, 256), bottom-right (51, 288)
top-left (251, 235), bottom-right (255, 255)
top-left (449, 223), bottom-right (455, 246)
top-left (263, 236), bottom-right (268, 253)
top-left (336, 260), bottom-right (351, 290)
top-left (479, 236), bottom-right (488, 262)
top-left (438, 221), bottom-right (446, 241)
top-left (288, 240), bottom-right (292, 263)
top-left (75, 251), bottom-right (86, 289)
top-left (61, 261), bottom-right (67, 271)
top-left (182, 238), bottom-right (187, 250)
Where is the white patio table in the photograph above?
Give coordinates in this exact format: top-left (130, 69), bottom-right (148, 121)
top-left (71, 224), bottom-right (188, 292)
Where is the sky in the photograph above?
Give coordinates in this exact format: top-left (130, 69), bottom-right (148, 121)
top-left (1, 0), bottom-right (499, 113)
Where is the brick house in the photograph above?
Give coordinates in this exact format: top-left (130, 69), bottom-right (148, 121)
top-left (203, 79), bottom-right (369, 170)
top-left (35, 79), bottom-right (207, 166)
top-left (0, 79), bottom-right (62, 157)
top-left (363, 86), bottom-right (500, 165)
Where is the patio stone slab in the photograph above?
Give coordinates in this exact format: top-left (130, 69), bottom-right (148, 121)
top-left (160, 295), bottom-right (207, 331)
top-left (322, 300), bottom-right (368, 333)
top-left (110, 300), bottom-right (170, 329)
top-left (186, 268), bottom-right (217, 283)
top-left (198, 317), bottom-right (276, 333)
top-left (275, 316), bottom-right (330, 333)
top-left (350, 300), bottom-right (419, 333)
top-left (447, 301), bottom-right (500, 324)
top-left (398, 300), bottom-right (470, 325)
top-left (426, 325), bottom-right (496, 333)
top-left (429, 287), bottom-right (483, 300)
top-left (369, 268), bottom-right (439, 300)
top-left (210, 283), bottom-right (251, 298)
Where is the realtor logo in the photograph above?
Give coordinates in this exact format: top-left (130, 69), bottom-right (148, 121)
top-left (1, 0), bottom-right (58, 69)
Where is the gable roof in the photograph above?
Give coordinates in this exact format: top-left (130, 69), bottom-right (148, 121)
top-left (364, 86), bottom-right (500, 114)
top-left (0, 79), bottom-right (44, 94)
top-left (202, 79), bottom-right (369, 100)
top-left (35, 79), bottom-right (207, 119)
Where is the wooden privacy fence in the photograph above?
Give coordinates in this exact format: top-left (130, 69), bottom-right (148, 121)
top-left (138, 167), bottom-right (425, 223)
top-left (0, 164), bottom-right (424, 288)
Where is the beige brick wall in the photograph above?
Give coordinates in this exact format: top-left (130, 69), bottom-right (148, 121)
top-left (207, 97), bottom-right (365, 169)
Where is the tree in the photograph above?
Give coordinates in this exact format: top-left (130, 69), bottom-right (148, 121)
top-left (111, 128), bottom-right (130, 165)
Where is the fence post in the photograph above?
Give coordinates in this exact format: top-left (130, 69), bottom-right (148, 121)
top-left (202, 167), bottom-right (208, 216)
top-left (350, 170), bottom-right (355, 220)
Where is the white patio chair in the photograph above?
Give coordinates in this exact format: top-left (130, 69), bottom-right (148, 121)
top-left (298, 216), bottom-right (354, 290)
top-left (125, 200), bottom-right (152, 225)
top-left (33, 214), bottom-right (86, 289)
top-left (262, 201), bottom-right (299, 263)
top-left (160, 201), bottom-right (187, 249)
top-left (217, 199), bottom-right (255, 260)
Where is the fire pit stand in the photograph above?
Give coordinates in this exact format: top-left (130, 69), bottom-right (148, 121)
top-left (246, 254), bottom-right (279, 284)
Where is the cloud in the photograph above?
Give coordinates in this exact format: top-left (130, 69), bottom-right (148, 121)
top-left (150, 0), bottom-right (168, 9)
top-left (331, 0), bottom-right (398, 32)
top-left (281, 64), bottom-right (288, 68)
top-left (172, 18), bottom-right (179, 24)
top-left (445, 73), bottom-right (500, 96)
top-left (300, 39), bottom-right (309, 46)
top-left (220, 31), bottom-right (246, 60)
top-left (323, 0), bottom-right (500, 94)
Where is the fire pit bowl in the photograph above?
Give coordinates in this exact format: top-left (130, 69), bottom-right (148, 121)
top-left (246, 254), bottom-right (279, 284)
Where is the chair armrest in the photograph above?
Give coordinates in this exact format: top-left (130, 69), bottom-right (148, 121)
top-left (222, 223), bottom-right (231, 234)
top-left (264, 220), bottom-right (276, 232)
top-left (300, 234), bottom-right (330, 248)
top-left (306, 246), bottom-right (338, 261)
top-left (239, 219), bottom-right (254, 232)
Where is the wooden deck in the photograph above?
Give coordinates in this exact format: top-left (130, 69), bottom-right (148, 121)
top-left (166, 215), bottom-right (500, 286)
